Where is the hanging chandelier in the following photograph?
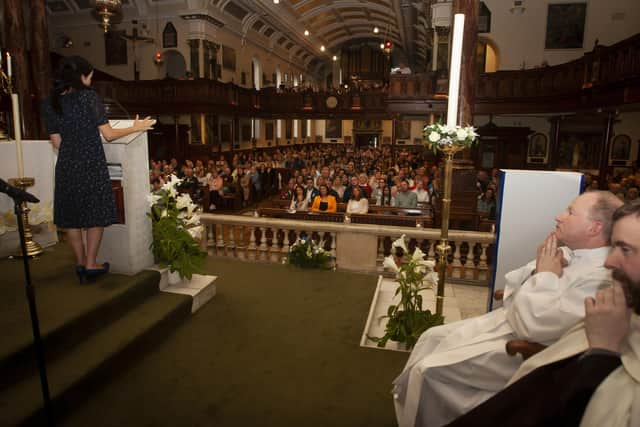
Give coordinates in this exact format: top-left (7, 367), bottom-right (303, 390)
top-left (92, 0), bottom-right (123, 33)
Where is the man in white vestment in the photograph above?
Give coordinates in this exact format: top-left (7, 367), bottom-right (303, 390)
top-left (446, 199), bottom-right (640, 427)
top-left (392, 191), bottom-right (623, 427)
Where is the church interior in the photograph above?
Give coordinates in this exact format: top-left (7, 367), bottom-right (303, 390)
top-left (0, 0), bottom-right (639, 425)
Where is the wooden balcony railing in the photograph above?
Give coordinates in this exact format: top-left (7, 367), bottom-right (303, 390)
top-left (93, 33), bottom-right (639, 117)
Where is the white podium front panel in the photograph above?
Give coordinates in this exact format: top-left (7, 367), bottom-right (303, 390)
top-left (97, 121), bottom-right (153, 274)
top-left (489, 170), bottom-right (583, 310)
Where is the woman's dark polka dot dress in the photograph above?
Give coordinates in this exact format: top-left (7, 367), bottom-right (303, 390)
top-left (42, 89), bottom-right (117, 229)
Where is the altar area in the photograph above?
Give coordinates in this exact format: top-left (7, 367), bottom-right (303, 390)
top-left (0, 140), bottom-right (57, 258)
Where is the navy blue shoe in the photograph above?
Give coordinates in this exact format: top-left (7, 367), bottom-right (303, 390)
top-left (85, 263), bottom-right (110, 282)
top-left (75, 265), bottom-right (86, 284)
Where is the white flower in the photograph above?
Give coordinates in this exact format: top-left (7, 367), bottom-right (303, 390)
top-left (168, 174), bottom-right (182, 187)
top-left (391, 234), bottom-right (408, 254)
top-left (161, 209), bottom-right (168, 218)
top-left (383, 255), bottom-right (399, 273)
top-left (176, 194), bottom-right (192, 210)
top-left (399, 271), bottom-right (407, 280)
top-left (187, 225), bottom-right (204, 240)
top-left (147, 193), bottom-right (162, 208)
top-left (411, 247), bottom-right (426, 263)
top-left (441, 124), bottom-right (455, 135)
top-left (428, 131), bottom-right (441, 143)
top-left (456, 128), bottom-right (468, 141)
top-left (424, 271), bottom-right (439, 286)
top-left (186, 202), bottom-right (198, 218)
top-left (168, 185), bottom-right (178, 199)
top-left (466, 127), bottom-right (478, 139)
top-left (185, 213), bottom-right (201, 226)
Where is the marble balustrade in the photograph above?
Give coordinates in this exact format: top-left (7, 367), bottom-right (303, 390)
top-left (199, 213), bottom-right (495, 283)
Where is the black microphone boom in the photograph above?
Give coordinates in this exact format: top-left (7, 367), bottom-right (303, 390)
top-left (0, 178), bottom-right (40, 203)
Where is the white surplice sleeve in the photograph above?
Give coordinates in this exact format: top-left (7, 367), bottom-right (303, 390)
top-left (505, 266), bottom-right (612, 343)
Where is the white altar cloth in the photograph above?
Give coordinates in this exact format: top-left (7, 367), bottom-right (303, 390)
top-left (0, 140), bottom-right (57, 257)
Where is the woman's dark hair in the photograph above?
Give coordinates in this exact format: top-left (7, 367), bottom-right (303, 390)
top-left (294, 185), bottom-right (306, 198)
top-left (351, 185), bottom-right (363, 201)
top-left (50, 56), bottom-right (94, 114)
top-left (319, 184), bottom-right (329, 196)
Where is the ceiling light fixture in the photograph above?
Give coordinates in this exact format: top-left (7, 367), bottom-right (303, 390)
top-left (332, 55), bottom-right (337, 61)
top-left (373, 27), bottom-right (379, 34)
top-left (304, 29), bottom-right (309, 36)
top-left (273, 0), bottom-right (279, 4)
top-left (320, 45), bottom-right (325, 52)
top-left (92, 0), bottom-right (123, 33)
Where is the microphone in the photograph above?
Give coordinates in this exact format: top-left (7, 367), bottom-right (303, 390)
top-left (0, 178), bottom-right (40, 203)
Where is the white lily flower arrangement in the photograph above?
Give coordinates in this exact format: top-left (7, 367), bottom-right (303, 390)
top-left (285, 236), bottom-right (333, 269)
top-left (370, 234), bottom-right (444, 349)
top-left (147, 175), bottom-right (206, 280)
top-left (423, 122), bottom-right (478, 153)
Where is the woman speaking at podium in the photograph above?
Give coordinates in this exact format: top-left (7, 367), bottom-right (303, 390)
top-left (42, 56), bottom-right (155, 283)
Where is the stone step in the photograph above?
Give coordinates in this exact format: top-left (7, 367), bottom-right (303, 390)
top-left (153, 267), bottom-right (217, 313)
top-left (0, 291), bottom-right (192, 426)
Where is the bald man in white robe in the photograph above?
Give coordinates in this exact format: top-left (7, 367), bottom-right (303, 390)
top-left (393, 191), bottom-right (623, 427)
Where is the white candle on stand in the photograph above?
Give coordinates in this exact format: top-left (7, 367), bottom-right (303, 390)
top-left (446, 14), bottom-right (465, 127)
top-left (11, 93), bottom-right (24, 178)
top-left (6, 52), bottom-right (12, 78)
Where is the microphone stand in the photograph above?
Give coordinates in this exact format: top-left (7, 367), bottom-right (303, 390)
top-left (10, 193), bottom-right (54, 426)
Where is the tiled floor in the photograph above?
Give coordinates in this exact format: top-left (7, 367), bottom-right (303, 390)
top-left (451, 283), bottom-right (490, 319)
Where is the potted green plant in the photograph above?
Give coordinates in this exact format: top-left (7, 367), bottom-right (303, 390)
top-left (147, 175), bottom-right (207, 282)
top-left (285, 236), bottom-right (333, 269)
top-left (370, 235), bottom-right (444, 349)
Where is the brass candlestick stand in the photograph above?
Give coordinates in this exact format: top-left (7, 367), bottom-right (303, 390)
top-left (434, 144), bottom-right (466, 316)
top-left (2, 60), bottom-right (43, 257)
top-left (8, 177), bottom-right (44, 257)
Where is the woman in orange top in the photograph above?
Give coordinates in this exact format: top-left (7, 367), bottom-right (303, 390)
top-left (310, 184), bottom-right (337, 212)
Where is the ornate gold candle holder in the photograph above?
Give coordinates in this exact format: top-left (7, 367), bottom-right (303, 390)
top-left (434, 143), bottom-right (466, 316)
top-left (8, 177), bottom-right (44, 257)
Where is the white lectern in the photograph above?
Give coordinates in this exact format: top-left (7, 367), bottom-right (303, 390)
top-left (489, 170), bottom-right (584, 310)
top-left (97, 121), bottom-right (153, 274)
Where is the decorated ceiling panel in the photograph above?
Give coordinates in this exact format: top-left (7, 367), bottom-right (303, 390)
top-left (45, 0), bottom-right (434, 68)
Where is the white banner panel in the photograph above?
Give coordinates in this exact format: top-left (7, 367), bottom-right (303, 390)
top-left (488, 170), bottom-right (584, 310)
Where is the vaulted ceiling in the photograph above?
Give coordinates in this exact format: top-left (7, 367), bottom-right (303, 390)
top-left (45, 0), bottom-right (434, 70)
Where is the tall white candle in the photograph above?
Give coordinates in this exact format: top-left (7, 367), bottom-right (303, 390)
top-left (446, 14), bottom-right (465, 127)
top-left (11, 93), bottom-right (24, 178)
top-left (6, 52), bottom-right (11, 78)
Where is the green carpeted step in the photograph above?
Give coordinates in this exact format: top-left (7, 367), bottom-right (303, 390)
top-left (0, 291), bottom-right (192, 426)
top-left (0, 270), bottom-right (162, 391)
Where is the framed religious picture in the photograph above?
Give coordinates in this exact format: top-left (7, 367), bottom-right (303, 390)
top-left (325, 119), bottom-right (342, 138)
top-left (545, 3), bottom-right (587, 49)
top-left (162, 22), bottom-right (177, 48)
top-left (222, 45), bottom-right (236, 71)
top-left (104, 30), bottom-right (127, 65)
top-left (395, 120), bottom-right (411, 140)
top-left (528, 133), bottom-right (548, 158)
top-left (611, 134), bottom-right (631, 161)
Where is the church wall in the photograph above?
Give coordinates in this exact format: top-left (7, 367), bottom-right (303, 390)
top-left (612, 112), bottom-right (640, 166)
top-left (49, 18), bottom-right (307, 86)
top-left (482, 0), bottom-right (640, 70)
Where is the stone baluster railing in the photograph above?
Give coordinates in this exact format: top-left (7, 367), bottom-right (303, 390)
top-left (200, 214), bottom-right (495, 283)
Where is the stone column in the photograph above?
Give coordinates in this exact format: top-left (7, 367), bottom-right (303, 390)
top-left (452, 0), bottom-right (479, 126)
top-left (4, 0), bottom-right (37, 138)
top-left (202, 40), bottom-right (212, 79)
top-left (30, 0), bottom-right (52, 138)
top-left (188, 39), bottom-right (200, 78)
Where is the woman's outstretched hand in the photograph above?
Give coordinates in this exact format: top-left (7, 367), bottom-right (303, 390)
top-left (133, 114), bottom-right (156, 131)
